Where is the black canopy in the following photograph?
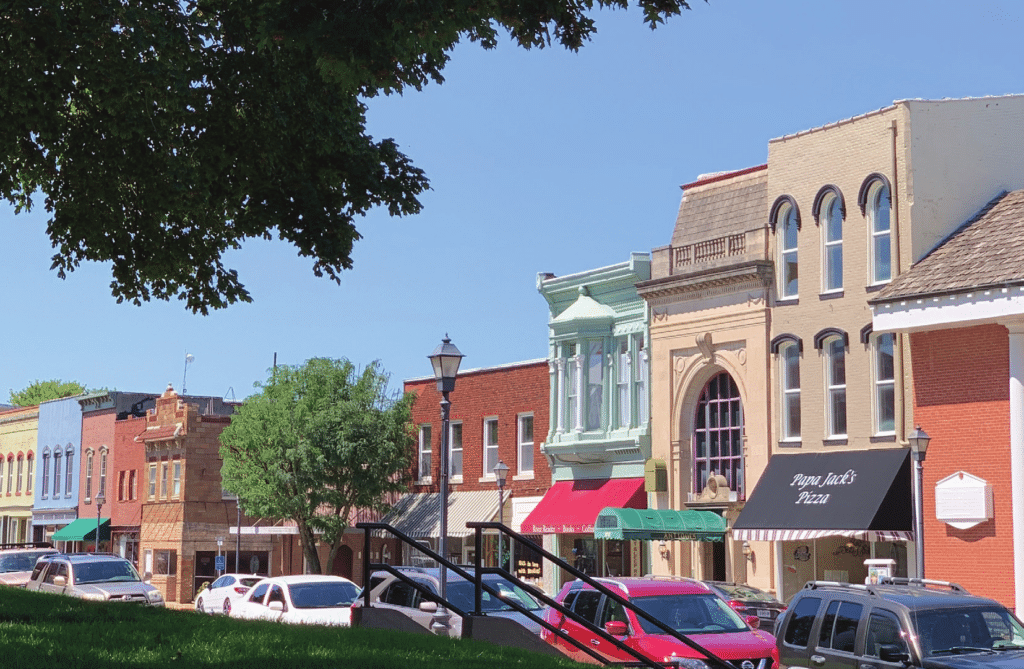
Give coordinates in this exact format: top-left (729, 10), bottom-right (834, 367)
top-left (732, 448), bottom-right (913, 542)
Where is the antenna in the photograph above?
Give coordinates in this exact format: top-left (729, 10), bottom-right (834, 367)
top-left (182, 352), bottom-right (195, 394)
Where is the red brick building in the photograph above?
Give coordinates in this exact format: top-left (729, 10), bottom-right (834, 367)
top-left (390, 359), bottom-right (551, 588)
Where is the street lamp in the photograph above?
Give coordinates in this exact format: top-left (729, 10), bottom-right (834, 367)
top-left (95, 489), bottom-right (105, 553)
top-left (494, 460), bottom-right (509, 570)
top-left (908, 424), bottom-right (931, 579)
top-left (428, 335), bottom-right (464, 615)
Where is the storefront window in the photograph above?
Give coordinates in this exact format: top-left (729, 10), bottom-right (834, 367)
top-left (692, 373), bottom-right (744, 498)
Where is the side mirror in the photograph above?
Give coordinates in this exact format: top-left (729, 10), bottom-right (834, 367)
top-left (745, 615), bottom-right (760, 629)
top-left (605, 620), bottom-right (629, 636)
top-left (53, 575), bottom-right (67, 587)
top-left (268, 601), bottom-right (284, 612)
top-left (419, 601), bottom-right (438, 613)
top-left (878, 644), bottom-right (910, 663)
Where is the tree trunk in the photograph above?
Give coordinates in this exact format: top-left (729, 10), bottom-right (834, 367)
top-left (297, 521), bottom-right (323, 574)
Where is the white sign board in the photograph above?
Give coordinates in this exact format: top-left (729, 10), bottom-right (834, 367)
top-left (935, 471), bottom-right (993, 530)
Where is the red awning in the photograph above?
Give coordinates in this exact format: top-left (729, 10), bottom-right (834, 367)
top-left (521, 478), bottom-right (646, 534)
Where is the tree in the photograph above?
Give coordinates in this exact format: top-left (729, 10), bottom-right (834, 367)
top-left (218, 358), bottom-right (416, 574)
top-left (9, 379), bottom-right (87, 406)
top-left (0, 1), bottom-right (692, 313)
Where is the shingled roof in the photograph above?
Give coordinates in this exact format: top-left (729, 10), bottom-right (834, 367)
top-left (872, 189), bottom-right (1024, 303)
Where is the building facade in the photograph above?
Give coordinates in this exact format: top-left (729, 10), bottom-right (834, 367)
top-left (32, 396), bottom-right (85, 541)
top-left (0, 405), bottom-right (38, 543)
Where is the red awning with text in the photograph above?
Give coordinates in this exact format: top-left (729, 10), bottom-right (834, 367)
top-left (521, 478), bottom-right (646, 534)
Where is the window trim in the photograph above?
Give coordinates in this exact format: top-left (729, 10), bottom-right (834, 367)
top-left (779, 341), bottom-right (801, 442)
top-left (516, 413), bottom-right (535, 477)
top-left (448, 421), bottom-right (463, 483)
top-left (85, 449), bottom-right (94, 501)
top-left (822, 335), bottom-right (848, 439)
top-left (172, 459), bottom-right (182, 498)
top-left (815, 186), bottom-right (846, 294)
top-left (41, 450), bottom-right (50, 499)
top-left (417, 424), bottom-right (432, 483)
top-left (25, 453), bottom-right (33, 494)
top-left (64, 446), bottom-right (74, 498)
top-left (772, 196), bottom-right (801, 299)
top-left (481, 416), bottom-right (499, 481)
top-left (148, 463), bottom-right (157, 499)
top-left (864, 177), bottom-right (893, 285)
top-left (873, 332), bottom-right (897, 436)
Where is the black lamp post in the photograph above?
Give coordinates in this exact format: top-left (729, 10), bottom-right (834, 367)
top-left (494, 460), bottom-right (509, 570)
top-left (908, 425), bottom-right (931, 578)
top-left (428, 335), bottom-right (464, 614)
top-left (95, 490), bottom-right (105, 553)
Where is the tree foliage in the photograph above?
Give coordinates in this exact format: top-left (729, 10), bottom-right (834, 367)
top-left (0, 1), bottom-right (692, 313)
top-left (9, 379), bottom-right (87, 406)
top-left (218, 358), bottom-right (416, 574)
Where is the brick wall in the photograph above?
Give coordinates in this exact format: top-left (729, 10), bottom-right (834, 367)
top-left (911, 323), bottom-right (1013, 607)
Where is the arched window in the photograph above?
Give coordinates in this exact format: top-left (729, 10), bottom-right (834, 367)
top-left (822, 336), bottom-right (847, 437)
top-left (53, 450), bottom-right (62, 497)
top-left (85, 449), bottom-right (94, 499)
top-left (814, 186), bottom-right (845, 292)
top-left (17, 454), bottom-right (24, 493)
top-left (779, 343), bottom-right (801, 441)
top-left (26, 453), bottom-right (33, 494)
top-left (41, 450), bottom-right (50, 498)
top-left (772, 197), bottom-right (800, 299)
top-left (65, 446), bottom-right (74, 496)
top-left (99, 446), bottom-right (109, 498)
top-left (873, 332), bottom-right (896, 434)
top-left (693, 373), bottom-right (745, 498)
top-left (6, 455), bottom-right (13, 495)
top-left (866, 179), bottom-right (892, 284)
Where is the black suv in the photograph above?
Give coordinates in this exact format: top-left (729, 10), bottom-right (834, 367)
top-left (776, 579), bottom-right (1024, 668)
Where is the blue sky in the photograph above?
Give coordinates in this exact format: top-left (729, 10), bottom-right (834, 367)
top-left (2, 1), bottom-right (1023, 402)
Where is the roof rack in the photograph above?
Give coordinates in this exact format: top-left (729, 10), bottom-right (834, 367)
top-left (573, 576), bottom-right (631, 596)
top-left (642, 574), bottom-right (704, 587)
top-left (880, 577), bottom-right (969, 593)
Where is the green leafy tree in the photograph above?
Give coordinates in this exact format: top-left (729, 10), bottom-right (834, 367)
top-left (9, 379), bottom-right (87, 406)
top-left (0, 1), bottom-right (692, 313)
top-left (219, 358), bottom-right (416, 574)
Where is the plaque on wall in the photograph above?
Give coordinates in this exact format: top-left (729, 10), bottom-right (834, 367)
top-left (935, 471), bottom-right (993, 530)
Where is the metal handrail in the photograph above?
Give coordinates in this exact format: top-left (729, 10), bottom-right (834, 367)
top-left (467, 521), bottom-right (734, 669)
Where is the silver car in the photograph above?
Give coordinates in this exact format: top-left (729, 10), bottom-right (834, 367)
top-left (0, 543), bottom-right (58, 588)
top-left (25, 553), bottom-right (165, 606)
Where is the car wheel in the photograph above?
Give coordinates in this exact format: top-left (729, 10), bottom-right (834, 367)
top-left (196, 597), bottom-right (205, 613)
top-left (223, 598), bottom-right (232, 615)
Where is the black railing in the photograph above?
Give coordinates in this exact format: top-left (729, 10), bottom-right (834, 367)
top-left (357, 521), bottom-right (734, 669)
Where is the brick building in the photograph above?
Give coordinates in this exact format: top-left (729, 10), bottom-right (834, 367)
top-left (389, 359), bottom-right (550, 590)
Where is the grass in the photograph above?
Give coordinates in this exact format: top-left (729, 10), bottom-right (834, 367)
top-left (0, 587), bottom-right (587, 669)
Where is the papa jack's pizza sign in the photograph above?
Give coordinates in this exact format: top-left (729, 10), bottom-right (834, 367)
top-left (789, 469), bottom-right (857, 505)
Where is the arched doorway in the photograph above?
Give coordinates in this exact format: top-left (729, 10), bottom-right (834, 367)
top-left (332, 545), bottom-right (353, 579)
top-left (692, 371), bottom-right (745, 498)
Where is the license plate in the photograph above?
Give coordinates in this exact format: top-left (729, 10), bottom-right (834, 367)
top-left (757, 609), bottom-right (771, 619)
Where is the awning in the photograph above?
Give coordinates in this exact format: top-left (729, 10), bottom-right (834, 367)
top-left (732, 448), bottom-right (913, 542)
top-left (595, 507), bottom-right (726, 542)
top-left (51, 518), bottom-right (111, 542)
top-left (380, 490), bottom-right (506, 539)
top-left (521, 478), bottom-right (646, 534)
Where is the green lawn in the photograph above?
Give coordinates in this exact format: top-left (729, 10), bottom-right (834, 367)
top-left (0, 587), bottom-right (587, 669)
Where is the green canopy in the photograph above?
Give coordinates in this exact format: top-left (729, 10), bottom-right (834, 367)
top-left (51, 517), bottom-right (110, 542)
top-left (594, 507), bottom-right (726, 542)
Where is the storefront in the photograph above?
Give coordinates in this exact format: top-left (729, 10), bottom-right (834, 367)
top-left (382, 490), bottom-right (509, 566)
top-left (732, 448), bottom-right (913, 601)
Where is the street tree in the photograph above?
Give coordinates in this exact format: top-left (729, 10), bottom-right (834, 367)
top-left (218, 358), bottom-right (416, 574)
top-left (9, 379), bottom-right (87, 406)
top-left (0, 1), bottom-right (693, 313)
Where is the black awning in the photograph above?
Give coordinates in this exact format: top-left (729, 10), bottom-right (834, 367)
top-left (732, 448), bottom-right (913, 542)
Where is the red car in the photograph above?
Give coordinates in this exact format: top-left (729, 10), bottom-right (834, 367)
top-left (541, 576), bottom-right (777, 668)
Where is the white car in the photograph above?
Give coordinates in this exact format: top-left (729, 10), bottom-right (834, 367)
top-left (230, 574), bottom-right (360, 626)
top-left (195, 573), bottom-right (264, 614)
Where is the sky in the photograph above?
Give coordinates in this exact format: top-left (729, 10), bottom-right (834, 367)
top-left (2, 0), bottom-right (1024, 403)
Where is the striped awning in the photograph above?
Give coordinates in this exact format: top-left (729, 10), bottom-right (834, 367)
top-left (732, 528), bottom-right (913, 542)
top-left (380, 490), bottom-right (507, 539)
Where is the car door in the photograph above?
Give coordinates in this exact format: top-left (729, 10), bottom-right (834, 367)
top-left (234, 581), bottom-right (270, 620)
top-left (38, 562), bottom-right (70, 596)
top-left (259, 584), bottom-right (288, 622)
top-left (862, 609), bottom-right (911, 669)
top-left (778, 596), bottom-right (823, 669)
top-left (560, 589), bottom-right (604, 662)
top-left (812, 599), bottom-right (864, 669)
top-left (593, 592), bottom-right (635, 663)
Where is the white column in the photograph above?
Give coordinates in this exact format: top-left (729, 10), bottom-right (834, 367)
top-left (553, 359), bottom-right (565, 434)
top-left (1008, 326), bottom-right (1024, 613)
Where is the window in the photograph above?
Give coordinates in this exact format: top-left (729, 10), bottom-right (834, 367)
top-left (65, 448), bottom-right (74, 496)
top-left (865, 610), bottom-right (907, 658)
top-left (85, 450), bottom-right (94, 499)
top-left (153, 549), bottom-right (177, 575)
top-left (16, 455), bottom-right (23, 493)
top-left (617, 339), bottom-right (631, 428)
top-left (148, 464), bottom-right (157, 499)
top-left (867, 180), bottom-right (892, 284)
top-left (874, 333), bottom-right (896, 434)
top-left (483, 417), bottom-right (498, 476)
top-left (821, 192), bottom-right (844, 291)
top-left (566, 342), bottom-right (580, 431)
top-left (0, 457), bottom-right (5, 494)
top-left (160, 461), bottom-right (169, 498)
top-left (517, 414), bottom-right (534, 475)
top-left (692, 373), bottom-right (744, 498)
top-left (449, 422), bottom-right (463, 480)
top-left (118, 471), bottom-right (126, 501)
top-left (41, 452), bottom-right (49, 498)
top-left (172, 460), bottom-right (181, 498)
top-left (417, 424), bottom-right (432, 481)
top-left (780, 342), bottom-right (801, 440)
top-left (824, 337), bottom-right (847, 437)
top-left (817, 600), bottom-right (863, 653)
top-left (635, 334), bottom-right (648, 425)
top-left (53, 451), bottom-right (62, 496)
top-left (6, 456), bottom-right (13, 494)
top-left (778, 201), bottom-right (800, 298)
top-left (129, 470), bottom-right (137, 500)
top-left (586, 340), bottom-right (604, 430)
top-left (99, 448), bottom-right (108, 498)
top-left (26, 455), bottom-right (32, 493)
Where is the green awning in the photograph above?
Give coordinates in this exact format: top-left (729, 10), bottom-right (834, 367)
top-left (51, 517), bottom-right (110, 542)
top-left (594, 507), bottom-right (726, 542)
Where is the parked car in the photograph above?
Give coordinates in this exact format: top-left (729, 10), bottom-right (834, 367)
top-left (704, 581), bottom-right (786, 631)
top-left (24, 553), bottom-right (164, 606)
top-left (357, 566), bottom-right (546, 637)
top-left (775, 578), bottom-right (1024, 669)
top-left (230, 575), bottom-right (360, 626)
top-left (0, 543), bottom-right (57, 588)
top-left (541, 576), bottom-right (777, 668)
top-left (195, 573), bottom-right (264, 614)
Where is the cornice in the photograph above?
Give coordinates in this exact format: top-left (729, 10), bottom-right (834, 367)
top-left (638, 260), bottom-right (773, 304)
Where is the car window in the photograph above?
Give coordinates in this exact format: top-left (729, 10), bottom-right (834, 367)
top-left (715, 584), bottom-right (776, 602)
top-left (267, 585), bottom-right (287, 607)
top-left (571, 591), bottom-right (603, 624)
top-left (239, 577), bottom-right (262, 588)
top-left (211, 577), bottom-right (226, 589)
top-left (29, 560), bottom-right (49, 583)
top-left (74, 559), bottom-right (140, 584)
top-left (248, 582), bottom-right (270, 603)
top-left (865, 610), bottom-right (908, 658)
top-left (918, 607), bottom-right (1024, 656)
top-left (43, 562), bottom-right (66, 585)
top-left (818, 600), bottom-right (862, 653)
top-left (561, 590), bottom-right (579, 610)
top-left (0, 551), bottom-right (54, 573)
top-left (382, 580), bottom-right (417, 607)
top-left (633, 594), bottom-right (747, 634)
top-left (599, 595), bottom-right (629, 627)
top-left (289, 581), bottom-right (360, 609)
top-left (784, 596), bottom-right (821, 647)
